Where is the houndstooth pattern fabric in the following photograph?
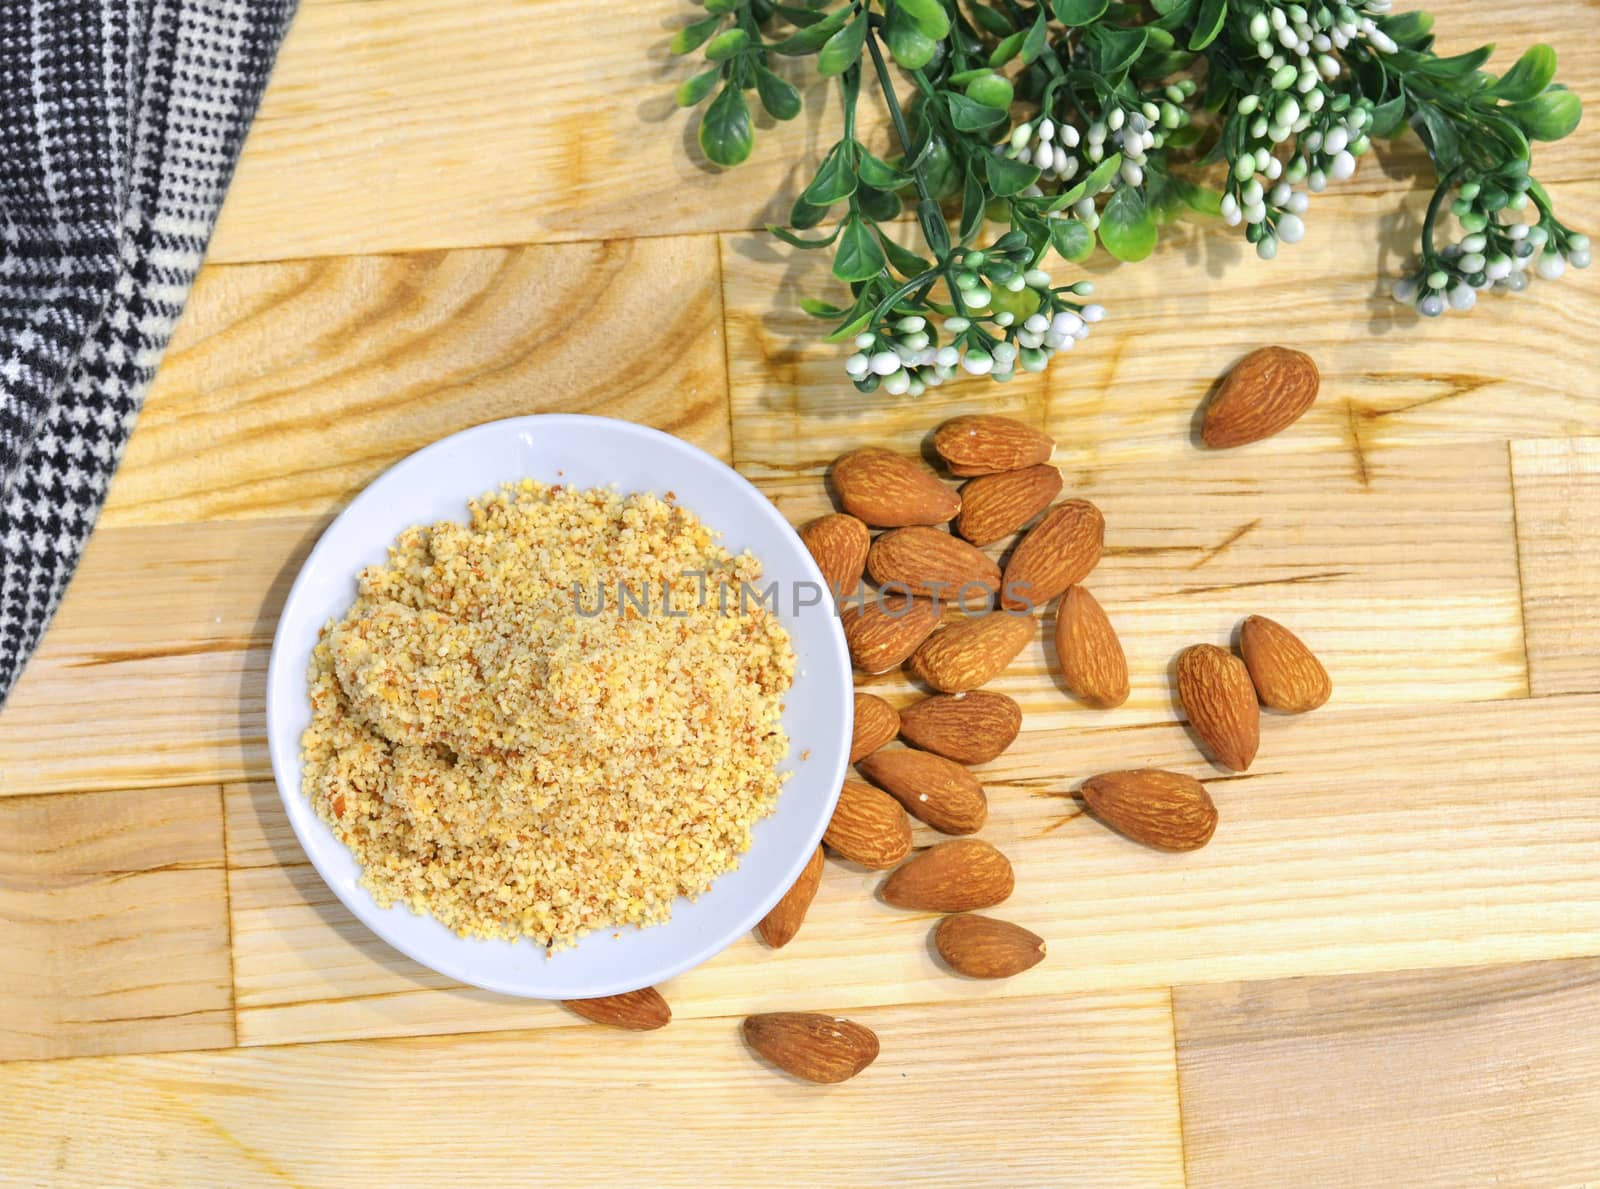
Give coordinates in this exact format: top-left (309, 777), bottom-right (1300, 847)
top-left (0, 0), bottom-right (295, 706)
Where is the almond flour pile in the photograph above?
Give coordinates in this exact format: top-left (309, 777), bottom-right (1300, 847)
top-left (301, 481), bottom-right (795, 952)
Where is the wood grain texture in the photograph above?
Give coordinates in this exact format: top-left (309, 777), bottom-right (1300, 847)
top-left (104, 236), bottom-right (731, 528)
top-left (0, 991), bottom-right (1184, 1189)
top-left (0, 787), bottom-right (233, 1062)
top-left (212, 0), bottom-right (1600, 262)
top-left (1175, 959), bottom-right (1600, 1188)
top-left (1512, 437), bottom-right (1600, 696)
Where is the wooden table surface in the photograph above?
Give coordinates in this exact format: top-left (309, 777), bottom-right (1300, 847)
top-left (3, 2), bottom-right (1599, 1185)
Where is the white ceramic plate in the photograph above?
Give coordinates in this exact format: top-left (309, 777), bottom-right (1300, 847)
top-left (266, 415), bottom-right (851, 999)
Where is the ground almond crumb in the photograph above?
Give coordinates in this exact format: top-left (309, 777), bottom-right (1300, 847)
top-left (301, 481), bottom-right (794, 952)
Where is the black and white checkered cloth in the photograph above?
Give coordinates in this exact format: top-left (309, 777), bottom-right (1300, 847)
top-left (0, 0), bottom-right (294, 706)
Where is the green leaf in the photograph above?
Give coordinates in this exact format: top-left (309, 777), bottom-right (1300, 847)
top-left (773, 3), bottom-right (828, 26)
top-left (1098, 186), bottom-right (1157, 261)
top-left (970, 4), bottom-right (1015, 37)
top-left (1092, 25), bottom-right (1149, 78)
top-left (1048, 217), bottom-right (1095, 262)
top-left (1507, 87), bottom-right (1582, 141)
top-left (1150, 0), bottom-right (1192, 15)
top-left (799, 297), bottom-right (846, 317)
top-left (1487, 44), bottom-right (1558, 102)
top-left (986, 154), bottom-right (1041, 197)
top-left (1367, 94), bottom-right (1407, 138)
top-left (1415, 44), bottom-right (1494, 81)
top-left (768, 8), bottom-right (847, 54)
top-left (886, 11), bottom-right (938, 68)
top-left (1380, 10), bottom-right (1434, 50)
top-left (895, 0), bottom-right (951, 39)
top-left (1053, 0), bottom-right (1109, 25)
top-left (989, 29), bottom-right (1027, 68)
top-left (791, 193), bottom-right (831, 229)
top-left (959, 170), bottom-right (986, 243)
top-left (857, 184), bottom-right (902, 222)
top-left (755, 66), bottom-right (802, 120)
top-left (946, 92), bottom-right (1010, 131)
top-left (858, 148), bottom-right (911, 190)
top-left (676, 67), bottom-right (722, 108)
top-left (699, 85), bottom-right (753, 166)
top-left (767, 221), bottom-right (844, 249)
top-left (1135, 49), bottom-right (1196, 78)
top-left (1048, 153), bottom-right (1121, 209)
top-left (824, 307), bottom-right (875, 343)
top-left (1188, 0), bottom-right (1227, 50)
top-left (1021, 10), bottom-right (1050, 63)
top-left (704, 28), bottom-right (751, 61)
top-left (1410, 103), bottom-right (1461, 170)
top-left (671, 15), bottom-right (723, 55)
top-left (832, 215), bottom-right (887, 283)
top-left (1142, 25), bottom-right (1176, 51)
top-left (879, 231), bottom-right (932, 278)
top-left (1176, 179), bottom-right (1223, 217)
top-left (705, 0), bottom-right (741, 12)
top-left (801, 140), bottom-right (858, 206)
top-left (817, 16), bottom-right (868, 75)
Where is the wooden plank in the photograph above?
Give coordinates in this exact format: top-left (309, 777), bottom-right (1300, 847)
top-left (0, 787), bottom-right (234, 1062)
top-left (1513, 437), bottom-right (1600, 696)
top-left (103, 235), bottom-right (731, 528)
top-left (1174, 958), bottom-right (1600, 1188)
top-left (226, 694), bottom-right (1600, 1047)
top-left (213, 0), bottom-right (1600, 261)
top-left (0, 991), bottom-right (1184, 1189)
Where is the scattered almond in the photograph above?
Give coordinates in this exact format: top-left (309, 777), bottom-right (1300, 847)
top-left (881, 838), bottom-right (1015, 912)
top-left (562, 987), bottom-right (672, 1031)
top-left (856, 749), bottom-right (988, 835)
top-left (1201, 346), bottom-right (1320, 448)
top-left (908, 611), bottom-right (1034, 693)
top-left (1175, 644), bottom-right (1260, 771)
top-left (1080, 768), bottom-right (1217, 852)
top-left (823, 779), bottom-right (913, 869)
top-left (934, 415), bottom-right (1055, 477)
top-left (850, 693), bottom-right (900, 763)
top-left (841, 594), bottom-right (941, 674)
top-left (896, 690), bottom-right (1022, 765)
top-left (800, 513), bottom-right (870, 597)
top-left (1239, 615), bottom-right (1332, 713)
top-left (867, 526), bottom-right (1000, 609)
top-left (757, 845), bottom-right (825, 949)
top-left (1052, 585), bottom-right (1129, 709)
top-left (954, 464), bottom-right (1064, 547)
top-left (744, 1012), bottom-right (879, 1084)
top-left (832, 447), bottom-right (960, 527)
top-left (934, 914), bottom-right (1046, 978)
top-left (1001, 499), bottom-right (1105, 611)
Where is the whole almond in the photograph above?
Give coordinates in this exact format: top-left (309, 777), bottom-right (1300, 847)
top-left (757, 844), bottom-right (824, 949)
top-left (955, 464), bottom-right (1064, 546)
top-left (744, 1013), bottom-right (879, 1084)
top-left (823, 779), bottom-right (913, 868)
top-left (1201, 346), bottom-right (1320, 448)
top-left (908, 611), bottom-right (1034, 693)
top-left (881, 838), bottom-right (1014, 911)
top-left (1176, 644), bottom-right (1260, 771)
top-left (562, 987), bottom-right (671, 1030)
top-left (1240, 615), bottom-right (1332, 713)
top-left (933, 415), bottom-right (1055, 477)
top-left (850, 693), bottom-right (900, 763)
top-left (1001, 499), bottom-right (1105, 611)
top-left (934, 914), bottom-right (1046, 978)
top-left (897, 690), bottom-right (1022, 765)
top-left (841, 594), bottom-right (941, 674)
top-left (1081, 769), bottom-right (1218, 852)
top-left (867, 526), bottom-right (1000, 609)
top-left (832, 447), bottom-right (960, 527)
top-left (800, 514), bottom-right (870, 598)
top-left (856, 749), bottom-right (987, 835)
top-left (1053, 585), bottom-right (1129, 709)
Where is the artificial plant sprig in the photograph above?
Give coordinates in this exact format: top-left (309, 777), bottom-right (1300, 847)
top-left (670, 0), bottom-right (1587, 391)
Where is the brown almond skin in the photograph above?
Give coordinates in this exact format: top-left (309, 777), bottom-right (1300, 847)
top-left (955, 464), bottom-right (1064, 547)
top-left (934, 914), bottom-right (1047, 978)
top-left (1176, 644), bottom-right (1261, 771)
top-left (757, 845), bottom-right (824, 949)
top-left (1240, 615), bottom-right (1332, 713)
top-left (897, 690), bottom-right (1022, 765)
top-left (881, 839), bottom-right (1015, 912)
top-left (1001, 499), bottom-right (1105, 611)
top-left (867, 526), bottom-right (1000, 609)
top-left (800, 514), bottom-right (870, 599)
top-left (1201, 346), bottom-right (1320, 448)
top-left (823, 779), bottom-right (913, 869)
top-left (563, 987), bottom-right (671, 1031)
top-left (744, 1013), bottom-right (879, 1084)
top-left (1081, 769), bottom-right (1217, 852)
top-left (832, 447), bottom-right (961, 527)
top-left (856, 749), bottom-right (988, 835)
top-left (933, 415), bottom-right (1055, 477)
top-left (850, 693), bottom-right (900, 763)
top-left (1053, 585), bottom-right (1130, 709)
top-left (908, 611), bottom-right (1035, 693)
top-left (841, 594), bottom-right (941, 674)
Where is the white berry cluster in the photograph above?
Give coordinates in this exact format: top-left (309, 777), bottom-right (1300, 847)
top-left (1244, 1), bottom-right (1398, 66)
top-left (1005, 117), bottom-right (1082, 184)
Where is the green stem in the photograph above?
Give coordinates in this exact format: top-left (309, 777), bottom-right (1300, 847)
top-left (1419, 164), bottom-right (1463, 261)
